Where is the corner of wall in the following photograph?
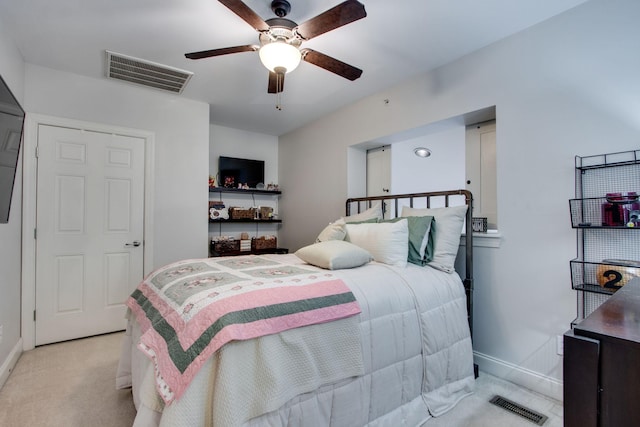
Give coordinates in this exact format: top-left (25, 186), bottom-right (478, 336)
top-left (0, 338), bottom-right (22, 391)
top-left (474, 351), bottom-right (563, 402)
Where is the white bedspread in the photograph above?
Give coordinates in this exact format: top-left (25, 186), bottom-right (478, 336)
top-left (118, 254), bottom-right (475, 427)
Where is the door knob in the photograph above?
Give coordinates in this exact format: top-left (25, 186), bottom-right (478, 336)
top-left (125, 241), bottom-right (141, 247)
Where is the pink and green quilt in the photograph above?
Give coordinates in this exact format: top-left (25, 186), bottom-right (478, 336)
top-left (127, 255), bottom-right (361, 403)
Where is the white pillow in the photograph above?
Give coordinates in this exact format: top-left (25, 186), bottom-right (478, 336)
top-left (295, 240), bottom-right (372, 270)
top-left (343, 202), bottom-right (383, 223)
top-left (316, 218), bottom-right (346, 242)
top-left (402, 205), bottom-right (468, 273)
top-left (345, 219), bottom-right (409, 267)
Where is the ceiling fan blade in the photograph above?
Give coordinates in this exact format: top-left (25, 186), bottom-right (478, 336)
top-left (294, 0), bottom-right (366, 41)
top-left (268, 71), bottom-right (285, 93)
top-left (185, 45), bottom-right (258, 60)
top-left (218, 0), bottom-right (270, 32)
top-left (301, 49), bottom-right (363, 81)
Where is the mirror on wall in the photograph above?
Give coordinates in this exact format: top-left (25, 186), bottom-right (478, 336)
top-left (0, 74), bottom-right (25, 224)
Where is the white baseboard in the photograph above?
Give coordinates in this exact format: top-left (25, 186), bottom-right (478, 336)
top-left (474, 351), bottom-right (563, 402)
top-left (0, 338), bottom-right (23, 390)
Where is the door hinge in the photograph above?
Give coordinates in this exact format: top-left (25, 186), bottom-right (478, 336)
top-left (35, 145), bottom-right (39, 158)
top-left (34, 228), bottom-right (37, 239)
top-left (33, 310), bottom-right (36, 322)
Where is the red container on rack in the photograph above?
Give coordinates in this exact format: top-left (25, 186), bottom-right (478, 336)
top-left (602, 192), bottom-right (639, 226)
top-left (602, 193), bottom-right (625, 226)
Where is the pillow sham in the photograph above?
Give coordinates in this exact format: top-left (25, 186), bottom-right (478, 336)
top-left (343, 202), bottom-right (383, 223)
top-left (345, 219), bottom-right (409, 268)
top-left (295, 240), bottom-right (373, 270)
top-left (382, 216), bottom-right (434, 266)
top-left (316, 218), bottom-right (346, 242)
top-left (402, 205), bottom-right (468, 273)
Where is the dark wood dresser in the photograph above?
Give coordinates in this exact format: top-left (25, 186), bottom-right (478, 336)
top-left (564, 277), bottom-right (640, 427)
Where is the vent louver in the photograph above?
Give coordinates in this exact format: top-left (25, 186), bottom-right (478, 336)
top-left (489, 395), bottom-right (548, 425)
top-left (106, 51), bottom-right (193, 94)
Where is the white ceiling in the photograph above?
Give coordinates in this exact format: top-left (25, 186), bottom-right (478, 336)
top-left (0, 0), bottom-right (587, 136)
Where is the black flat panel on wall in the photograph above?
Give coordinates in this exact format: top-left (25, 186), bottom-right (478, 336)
top-left (218, 156), bottom-right (265, 189)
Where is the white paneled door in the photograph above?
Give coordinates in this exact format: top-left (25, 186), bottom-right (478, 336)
top-left (35, 125), bottom-right (145, 345)
top-left (366, 146), bottom-right (391, 198)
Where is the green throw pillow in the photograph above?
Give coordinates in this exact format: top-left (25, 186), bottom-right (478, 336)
top-left (381, 216), bottom-right (434, 266)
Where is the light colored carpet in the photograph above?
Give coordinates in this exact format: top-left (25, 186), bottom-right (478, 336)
top-left (0, 332), bottom-right (136, 427)
top-left (0, 332), bottom-right (562, 426)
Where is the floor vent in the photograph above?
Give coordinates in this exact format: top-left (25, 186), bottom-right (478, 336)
top-left (106, 51), bottom-right (193, 94)
top-left (489, 395), bottom-right (549, 425)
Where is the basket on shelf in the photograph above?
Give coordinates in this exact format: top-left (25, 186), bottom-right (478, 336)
top-left (229, 207), bottom-right (256, 220)
top-left (251, 235), bottom-right (277, 251)
top-left (211, 237), bottom-right (240, 254)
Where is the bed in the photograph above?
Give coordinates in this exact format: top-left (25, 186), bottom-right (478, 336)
top-left (116, 190), bottom-right (475, 427)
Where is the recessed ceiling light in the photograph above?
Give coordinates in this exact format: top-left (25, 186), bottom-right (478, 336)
top-left (414, 147), bottom-right (431, 158)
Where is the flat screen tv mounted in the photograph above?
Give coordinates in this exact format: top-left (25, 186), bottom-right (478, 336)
top-left (218, 156), bottom-right (265, 189)
top-left (0, 74), bottom-right (25, 224)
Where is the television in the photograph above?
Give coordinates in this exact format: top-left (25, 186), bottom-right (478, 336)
top-left (218, 156), bottom-right (265, 189)
top-left (0, 74), bottom-right (25, 224)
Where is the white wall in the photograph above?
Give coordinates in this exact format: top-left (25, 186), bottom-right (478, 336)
top-left (24, 65), bottom-right (210, 268)
top-left (390, 122), bottom-right (466, 195)
top-left (210, 124), bottom-right (278, 185)
top-left (0, 20), bottom-right (25, 386)
top-left (279, 0), bottom-right (640, 399)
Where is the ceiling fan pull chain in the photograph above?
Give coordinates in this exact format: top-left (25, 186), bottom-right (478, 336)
top-left (275, 67), bottom-right (284, 110)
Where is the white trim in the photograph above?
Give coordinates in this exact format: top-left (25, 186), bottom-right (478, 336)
top-left (21, 113), bottom-right (155, 351)
top-left (460, 232), bottom-right (502, 248)
top-left (0, 338), bottom-right (22, 390)
top-left (474, 350), bottom-right (563, 402)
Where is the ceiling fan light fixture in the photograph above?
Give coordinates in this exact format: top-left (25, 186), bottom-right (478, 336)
top-left (259, 41), bottom-right (301, 73)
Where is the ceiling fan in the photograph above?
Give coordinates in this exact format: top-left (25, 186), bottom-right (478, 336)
top-left (185, 0), bottom-right (367, 97)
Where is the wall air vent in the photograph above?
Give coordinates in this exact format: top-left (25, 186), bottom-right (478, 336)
top-left (106, 50), bottom-right (193, 94)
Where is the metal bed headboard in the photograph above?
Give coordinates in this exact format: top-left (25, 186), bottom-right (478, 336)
top-left (345, 189), bottom-right (474, 337)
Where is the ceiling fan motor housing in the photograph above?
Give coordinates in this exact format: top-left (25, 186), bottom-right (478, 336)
top-left (271, 0), bottom-right (291, 18)
top-left (260, 19), bottom-right (301, 48)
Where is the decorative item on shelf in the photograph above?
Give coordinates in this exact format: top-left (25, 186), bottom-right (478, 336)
top-left (240, 239), bottom-right (251, 252)
top-left (229, 206), bottom-right (256, 219)
top-left (252, 235), bottom-right (277, 251)
top-left (209, 201), bottom-right (229, 220)
top-left (266, 183), bottom-right (279, 191)
top-left (625, 194), bottom-right (640, 227)
top-left (211, 236), bottom-right (240, 254)
top-left (472, 217), bottom-right (488, 233)
top-left (256, 183), bottom-right (265, 189)
top-left (602, 192), bottom-right (639, 226)
top-left (208, 175), bottom-right (216, 188)
top-left (596, 259), bottom-right (640, 290)
top-left (259, 206), bottom-right (274, 220)
top-left (223, 175), bottom-right (236, 188)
